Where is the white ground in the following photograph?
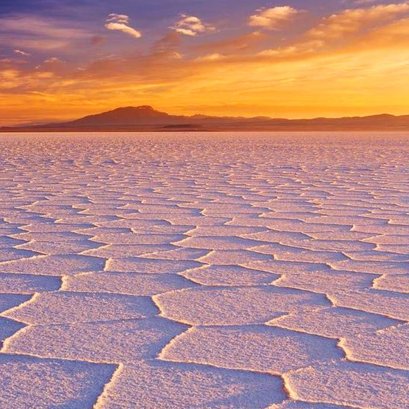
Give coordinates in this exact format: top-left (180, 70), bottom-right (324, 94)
top-left (0, 132), bottom-right (408, 409)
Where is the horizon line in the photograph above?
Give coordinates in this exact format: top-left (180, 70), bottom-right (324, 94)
top-left (2, 105), bottom-right (408, 128)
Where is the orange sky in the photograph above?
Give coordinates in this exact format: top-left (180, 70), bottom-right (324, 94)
top-left (1, 1), bottom-right (409, 124)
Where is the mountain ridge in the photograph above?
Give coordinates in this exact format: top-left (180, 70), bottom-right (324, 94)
top-left (2, 106), bottom-right (409, 132)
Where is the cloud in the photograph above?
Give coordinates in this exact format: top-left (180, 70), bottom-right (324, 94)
top-left (171, 14), bottom-right (215, 36)
top-left (0, 15), bottom-right (91, 50)
top-left (0, 16), bottom-right (89, 39)
top-left (194, 31), bottom-right (267, 55)
top-left (106, 14), bottom-right (129, 24)
top-left (105, 13), bottom-right (141, 38)
top-left (43, 57), bottom-right (62, 64)
top-left (196, 53), bottom-right (226, 61)
top-left (257, 1), bottom-right (409, 58)
top-left (309, 1), bottom-right (409, 39)
top-left (249, 6), bottom-right (300, 30)
top-left (14, 49), bottom-right (30, 57)
top-left (258, 40), bottom-right (325, 58)
top-left (347, 0), bottom-right (379, 4)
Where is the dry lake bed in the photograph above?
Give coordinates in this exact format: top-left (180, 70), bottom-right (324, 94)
top-left (0, 132), bottom-right (408, 409)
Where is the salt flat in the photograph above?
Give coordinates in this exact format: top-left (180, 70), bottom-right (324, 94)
top-left (0, 132), bottom-right (408, 409)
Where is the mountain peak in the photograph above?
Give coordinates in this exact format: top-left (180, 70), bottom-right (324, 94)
top-left (67, 105), bottom-right (175, 126)
top-left (114, 105), bottom-right (156, 112)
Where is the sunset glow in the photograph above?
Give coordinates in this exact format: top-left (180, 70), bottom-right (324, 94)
top-left (1, 1), bottom-right (409, 124)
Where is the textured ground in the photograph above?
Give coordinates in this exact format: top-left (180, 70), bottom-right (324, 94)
top-left (0, 132), bottom-right (408, 409)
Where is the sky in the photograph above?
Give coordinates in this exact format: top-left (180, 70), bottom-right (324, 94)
top-left (1, 0), bottom-right (409, 124)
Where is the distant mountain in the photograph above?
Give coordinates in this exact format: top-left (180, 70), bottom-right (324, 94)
top-left (68, 106), bottom-right (178, 126)
top-left (2, 106), bottom-right (409, 132)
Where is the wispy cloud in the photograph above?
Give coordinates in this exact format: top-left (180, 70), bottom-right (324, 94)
top-left (0, 15), bottom-right (91, 50)
top-left (249, 6), bottom-right (300, 30)
top-left (171, 14), bottom-right (215, 36)
top-left (257, 1), bottom-right (409, 58)
top-left (0, 15), bottom-right (89, 38)
top-left (14, 49), bottom-right (31, 57)
top-left (105, 13), bottom-right (142, 38)
top-left (309, 1), bottom-right (409, 40)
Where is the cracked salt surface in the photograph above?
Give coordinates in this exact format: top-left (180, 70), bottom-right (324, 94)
top-left (0, 132), bottom-right (408, 408)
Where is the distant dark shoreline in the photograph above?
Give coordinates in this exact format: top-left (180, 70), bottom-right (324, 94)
top-left (2, 125), bottom-right (409, 132)
top-left (3, 127), bottom-right (409, 133)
